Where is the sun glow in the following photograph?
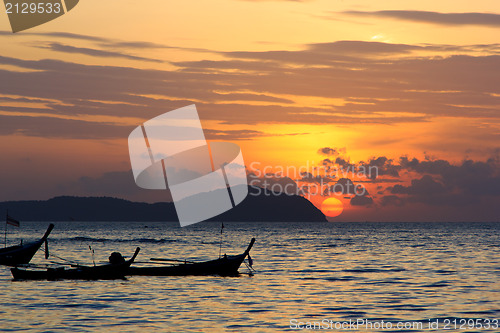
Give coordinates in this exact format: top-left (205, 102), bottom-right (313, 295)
top-left (321, 197), bottom-right (344, 218)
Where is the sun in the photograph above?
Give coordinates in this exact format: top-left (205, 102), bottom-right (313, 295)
top-left (321, 197), bottom-right (344, 217)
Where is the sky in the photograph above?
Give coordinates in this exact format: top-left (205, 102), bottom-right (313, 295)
top-left (0, 0), bottom-right (499, 221)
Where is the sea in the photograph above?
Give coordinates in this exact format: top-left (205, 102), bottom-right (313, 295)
top-left (0, 222), bottom-right (498, 332)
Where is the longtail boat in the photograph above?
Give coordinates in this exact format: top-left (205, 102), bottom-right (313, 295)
top-left (0, 224), bottom-right (54, 266)
top-left (11, 247), bottom-right (141, 280)
top-left (127, 238), bottom-right (255, 276)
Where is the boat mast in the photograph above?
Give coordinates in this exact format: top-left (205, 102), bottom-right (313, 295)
top-left (219, 222), bottom-right (224, 258)
top-left (4, 209), bottom-right (7, 248)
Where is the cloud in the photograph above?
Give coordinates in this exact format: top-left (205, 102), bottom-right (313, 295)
top-left (297, 171), bottom-right (335, 184)
top-left (0, 38), bottom-right (500, 140)
top-left (0, 30), bottom-right (178, 49)
top-left (314, 151), bottom-right (499, 212)
top-left (0, 31), bottom-right (107, 42)
top-left (324, 178), bottom-right (358, 195)
top-left (350, 193), bottom-right (374, 206)
top-left (399, 156), bottom-right (500, 197)
top-left (382, 156), bottom-right (500, 207)
top-left (223, 41), bottom-right (422, 66)
top-left (307, 40), bottom-right (422, 55)
top-left (0, 30), bottom-right (214, 57)
top-left (380, 195), bottom-right (406, 207)
top-left (205, 128), bottom-right (309, 140)
top-left (391, 175), bottom-right (446, 196)
top-left (342, 10), bottom-right (500, 27)
top-left (38, 42), bottom-right (164, 63)
top-left (0, 114), bottom-right (131, 139)
top-left (333, 157), bottom-right (353, 168)
top-left (360, 156), bottom-right (400, 179)
top-left (317, 147), bottom-right (345, 156)
top-left (205, 129), bottom-right (266, 141)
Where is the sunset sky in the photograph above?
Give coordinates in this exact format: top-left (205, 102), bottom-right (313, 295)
top-left (0, 0), bottom-right (499, 221)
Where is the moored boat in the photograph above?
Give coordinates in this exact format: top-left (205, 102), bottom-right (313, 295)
top-left (127, 238), bottom-right (255, 276)
top-left (0, 223), bottom-right (54, 266)
top-left (11, 247), bottom-right (141, 280)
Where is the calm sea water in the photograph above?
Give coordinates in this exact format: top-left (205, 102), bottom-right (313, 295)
top-left (0, 222), bottom-right (498, 332)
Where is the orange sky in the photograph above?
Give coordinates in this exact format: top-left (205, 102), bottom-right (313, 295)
top-left (0, 0), bottom-right (499, 221)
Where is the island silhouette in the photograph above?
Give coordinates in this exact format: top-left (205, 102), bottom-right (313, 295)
top-left (0, 186), bottom-right (327, 222)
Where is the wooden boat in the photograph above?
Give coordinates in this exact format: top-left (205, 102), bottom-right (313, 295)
top-left (11, 247), bottom-right (141, 280)
top-left (0, 224), bottom-right (54, 266)
top-left (127, 238), bottom-right (255, 276)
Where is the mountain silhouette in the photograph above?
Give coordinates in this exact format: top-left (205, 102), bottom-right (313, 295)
top-left (0, 186), bottom-right (327, 222)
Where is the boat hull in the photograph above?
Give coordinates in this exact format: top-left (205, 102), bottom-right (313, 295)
top-left (127, 238), bottom-right (255, 277)
top-left (128, 253), bottom-right (247, 276)
top-left (0, 224), bottom-right (54, 266)
top-left (12, 265), bottom-right (129, 280)
top-left (11, 247), bottom-right (141, 281)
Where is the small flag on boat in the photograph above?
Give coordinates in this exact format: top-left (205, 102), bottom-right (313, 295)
top-left (6, 215), bottom-right (20, 227)
top-left (221, 222), bottom-right (224, 234)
